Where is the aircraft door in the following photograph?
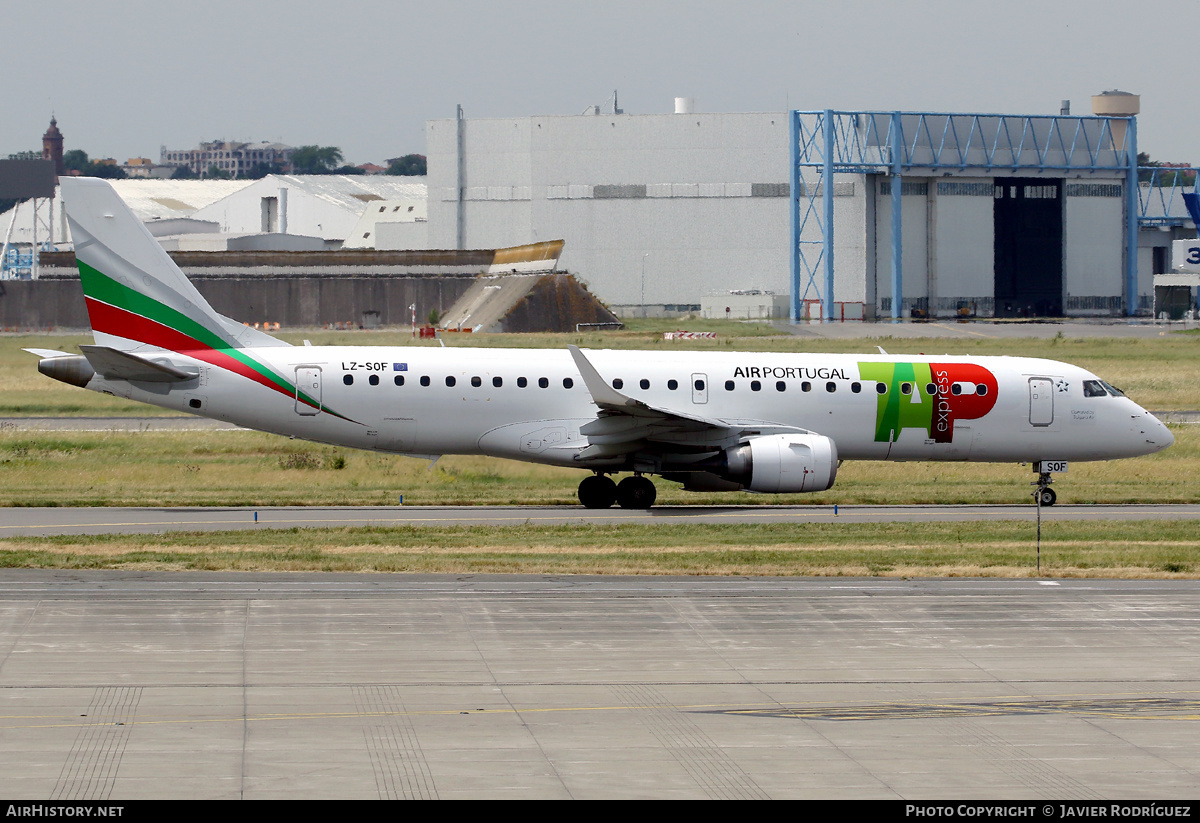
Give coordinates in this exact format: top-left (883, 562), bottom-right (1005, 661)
top-left (691, 373), bottom-right (708, 404)
top-left (1029, 377), bottom-right (1053, 426)
top-left (295, 366), bottom-right (322, 416)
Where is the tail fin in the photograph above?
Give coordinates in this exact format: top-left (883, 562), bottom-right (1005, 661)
top-left (59, 177), bottom-right (285, 353)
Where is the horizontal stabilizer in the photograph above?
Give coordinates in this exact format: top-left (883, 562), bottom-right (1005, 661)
top-left (80, 345), bottom-right (199, 383)
top-left (23, 348), bottom-right (72, 359)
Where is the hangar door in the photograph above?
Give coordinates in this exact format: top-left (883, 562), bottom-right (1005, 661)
top-left (994, 179), bottom-right (1063, 317)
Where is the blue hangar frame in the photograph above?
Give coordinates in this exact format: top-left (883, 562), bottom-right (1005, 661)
top-left (789, 109), bottom-right (1175, 321)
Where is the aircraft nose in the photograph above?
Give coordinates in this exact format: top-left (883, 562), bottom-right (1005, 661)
top-left (1141, 411), bottom-right (1174, 453)
top-left (1154, 416), bottom-right (1175, 451)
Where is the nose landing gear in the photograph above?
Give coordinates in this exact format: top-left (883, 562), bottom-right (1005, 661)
top-left (1031, 463), bottom-right (1057, 507)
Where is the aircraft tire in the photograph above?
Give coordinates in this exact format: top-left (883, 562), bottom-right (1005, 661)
top-left (1038, 487), bottom-right (1057, 507)
top-left (616, 475), bottom-right (657, 509)
top-left (578, 474), bottom-right (618, 509)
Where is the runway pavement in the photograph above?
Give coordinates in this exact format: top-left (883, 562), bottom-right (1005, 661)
top-left (0, 571), bottom-right (1198, 799)
top-left (3, 503), bottom-right (1200, 537)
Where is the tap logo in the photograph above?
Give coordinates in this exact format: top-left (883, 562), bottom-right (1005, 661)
top-left (858, 362), bottom-right (998, 444)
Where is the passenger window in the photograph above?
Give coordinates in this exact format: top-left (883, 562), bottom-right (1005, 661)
top-left (640, 379), bottom-right (650, 390)
top-left (563, 378), bottom-right (574, 389)
top-left (976, 383), bottom-right (988, 396)
top-left (493, 376), bottom-right (503, 388)
top-left (668, 379), bottom-right (678, 390)
top-left (725, 380), bottom-right (735, 391)
top-left (851, 382), bottom-right (861, 394)
top-left (394, 375), bottom-right (404, 386)
top-left (538, 377), bottom-right (549, 388)
top-left (751, 380), bottom-right (761, 392)
top-left (776, 381), bottom-right (786, 392)
top-left (471, 376), bottom-right (481, 388)
top-left (802, 381), bottom-right (811, 392)
top-left (613, 378), bottom-right (624, 390)
top-left (420, 376), bottom-right (430, 387)
top-left (445, 376), bottom-right (456, 387)
top-left (343, 374), bottom-right (353, 386)
top-left (369, 374), bottom-right (379, 386)
top-left (826, 381), bottom-right (836, 393)
top-left (694, 379), bottom-right (705, 391)
top-left (900, 382), bottom-right (912, 395)
top-left (924, 383), bottom-right (935, 396)
top-left (951, 383), bottom-right (962, 396)
top-left (517, 377), bottom-right (527, 388)
top-left (876, 382), bottom-right (887, 395)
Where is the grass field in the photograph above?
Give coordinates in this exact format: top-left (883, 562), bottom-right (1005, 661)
top-left (1, 520), bottom-right (1197, 578)
top-left (0, 426), bottom-right (1194, 507)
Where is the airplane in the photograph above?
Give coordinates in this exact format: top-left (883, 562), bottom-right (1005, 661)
top-left (29, 177), bottom-right (1173, 509)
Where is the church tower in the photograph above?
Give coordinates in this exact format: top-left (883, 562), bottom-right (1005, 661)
top-left (42, 116), bottom-right (64, 176)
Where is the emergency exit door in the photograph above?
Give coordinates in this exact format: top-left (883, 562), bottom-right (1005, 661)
top-left (1029, 377), bottom-right (1053, 426)
top-left (295, 366), bottom-right (322, 415)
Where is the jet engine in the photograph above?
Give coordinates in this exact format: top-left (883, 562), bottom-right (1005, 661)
top-left (719, 433), bottom-right (838, 493)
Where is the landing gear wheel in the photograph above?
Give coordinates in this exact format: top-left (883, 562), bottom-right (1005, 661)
top-left (578, 474), bottom-right (618, 509)
top-left (1032, 470), bottom-right (1056, 507)
top-left (616, 475), bottom-right (657, 509)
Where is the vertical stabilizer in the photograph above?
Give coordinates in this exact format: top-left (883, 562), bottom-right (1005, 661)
top-left (59, 177), bottom-right (285, 352)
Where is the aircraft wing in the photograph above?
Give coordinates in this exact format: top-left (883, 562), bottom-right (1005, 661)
top-left (568, 345), bottom-right (810, 459)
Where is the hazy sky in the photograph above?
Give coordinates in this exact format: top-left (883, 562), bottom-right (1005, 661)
top-left (6, 0), bottom-right (1196, 166)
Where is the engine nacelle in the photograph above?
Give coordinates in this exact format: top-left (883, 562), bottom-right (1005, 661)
top-left (722, 433), bottom-right (838, 493)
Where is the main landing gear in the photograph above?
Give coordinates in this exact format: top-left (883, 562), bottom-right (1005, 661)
top-left (577, 473), bottom-right (657, 509)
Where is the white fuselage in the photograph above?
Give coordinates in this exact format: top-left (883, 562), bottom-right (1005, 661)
top-left (86, 346), bottom-right (1172, 469)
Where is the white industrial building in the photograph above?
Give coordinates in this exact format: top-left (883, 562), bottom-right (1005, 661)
top-left (427, 97), bottom-right (1197, 319)
top-left (1, 175), bottom-right (428, 268)
top-left (427, 108), bottom-right (794, 313)
top-left (190, 174), bottom-right (427, 247)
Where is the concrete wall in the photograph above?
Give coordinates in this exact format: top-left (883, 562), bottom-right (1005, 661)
top-left (0, 271), bottom-right (474, 330)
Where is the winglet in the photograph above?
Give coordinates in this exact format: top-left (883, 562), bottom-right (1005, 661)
top-left (568, 345), bottom-right (647, 412)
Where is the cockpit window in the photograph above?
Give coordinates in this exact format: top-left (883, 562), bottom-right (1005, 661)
top-left (1100, 380), bottom-right (1125, 397)
top-left (1083, 380), bottom-right (1107, 397)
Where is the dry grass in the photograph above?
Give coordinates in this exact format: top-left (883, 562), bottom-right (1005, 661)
top-left (2, 520), bottom-right (1198, 577)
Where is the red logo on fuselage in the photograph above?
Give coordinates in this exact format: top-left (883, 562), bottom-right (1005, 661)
top-left (929, 363), bottom-right (999, 443)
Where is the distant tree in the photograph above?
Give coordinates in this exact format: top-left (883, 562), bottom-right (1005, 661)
top-left (170, 165), bottom-right (197, 179)
top-left (60, 149), bottom-right (125, 179)
top-left (291, 145), bottom-right (343, 174)
top-left (333, 164), bottom-right (365, 175)
top-left (387, 154), bottom-right (427, 176)
top-left (1138, 151), bottom-right (1196, 186)
top-left (244, 161), bottom-right (284, 179)
top-left (205, 164), bottom-right (232, 180)
top-left (63, 149), bottom-right (91, 174)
